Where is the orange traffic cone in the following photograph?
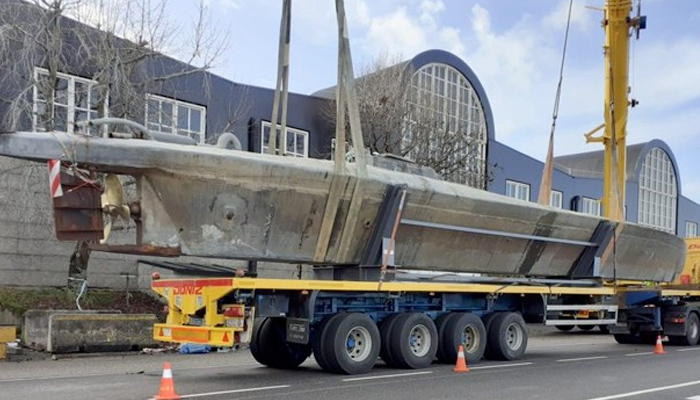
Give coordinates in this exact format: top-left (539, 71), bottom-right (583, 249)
top-left (654, 335), bottom-right (666, 355)
top-left (453, 345), bottom-right (469, 373)
top-left (155, 362), bottom-right (181, 400)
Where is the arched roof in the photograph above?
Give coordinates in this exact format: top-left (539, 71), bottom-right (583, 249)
top-left (407, 49), bottom-right (495, 141)
top-left (311, 49), bottom-right (496, 141)
top-left (554, 139), bottom-right (682, 194)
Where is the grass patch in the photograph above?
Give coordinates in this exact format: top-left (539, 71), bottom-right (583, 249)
top-left (0, 287), bottom-right (165, 318)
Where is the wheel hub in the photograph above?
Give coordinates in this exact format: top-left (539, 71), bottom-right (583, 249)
top-left (505, 323), bottom-right (524, 350)
top-left (409, 324), bottom-right (431, 357)
top-left (346, 326), bottom-right (372, 362)
top-left (461, 325), bottom-right (480, 353)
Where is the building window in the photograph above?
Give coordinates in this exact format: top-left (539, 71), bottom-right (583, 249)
top-left (638, 147), bottom-right (677, 234)
top-left (33, 68), bottom-right (107, 134)
top-left (550, 190), bottom-right (563, 209)
top-left (404, 63), bottom-right (488, 188)
top-left (146, 94), bottom-right (206, 143)
top-left (506, 180), bottom-right (530, 201)
top-left (261, 121), bottom-right (308, 158)
top-left (687, 222), bottom-right (698, 238)
top-left (581, 197), bottom-right (602, 216)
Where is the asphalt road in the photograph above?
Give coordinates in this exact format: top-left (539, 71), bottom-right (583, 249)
top-left (2, 328), bottom-right (700, 400)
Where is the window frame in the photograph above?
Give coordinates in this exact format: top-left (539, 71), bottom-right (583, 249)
top-left (550, 190), bottom-right (563, 209)
top-left (260, 120), bottom-right (309, 158)
top-left (145, 94), bottom-right (206, 144)
top-left (32, 67), bottom-right (108, 134)
top-left (686, 221), bottom-right (698, 238)
top-left (638, 147), bottom-right (677, 234)
top-left (404, 62), bottom-right (488, 187)
top-left (505, 180), bottom-right (530, 202)
top-left (581, 197), bottom-right (602, 216)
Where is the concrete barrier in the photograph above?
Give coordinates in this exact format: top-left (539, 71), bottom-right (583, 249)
top-left (47, 313), bottom-right (158, 353)
top-left (22, 310), bottom-right (119, 351)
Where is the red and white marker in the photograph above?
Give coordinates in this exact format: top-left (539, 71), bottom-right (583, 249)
top-left (47, 159), bottom-right (63, 198)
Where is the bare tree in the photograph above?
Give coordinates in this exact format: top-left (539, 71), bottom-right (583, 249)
top-left (0, 0), bottom-right (229, 287)
top-left (325, 53), bottom-right (492, 189)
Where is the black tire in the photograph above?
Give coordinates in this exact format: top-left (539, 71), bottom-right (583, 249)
top-left (670, 313), bottom-right (700, 346)
top-left (312, 314), bottom-right (343, 371)
top-left (481, 313), bottom-right (499, 360)
top-left (379, 314), bottom-right (403, 367)
top-left (639, 332), bottom-right (658, 345)
top-left (599, 324), bottom-right (611, 334)
top-left (261, 317), bottom-right (312, 369)
top-left (613, 333), bottom-right (641, 345)
top-left (389, 313), bottom-right (439, 369)
top-left (435, 313), bottom-right (459, 363)
top-left (555, 325), bottom-right (574, 332)
top-left (487, 312), bottom-right (528, 361)
top-left (250, 318), bottom-right (273, 366)
top-left (577, 325), bottom-right (595, 331)
top-left (323, 313), bottom-right (381, 375)
top-left (440, 313), bottom-right (486, 365)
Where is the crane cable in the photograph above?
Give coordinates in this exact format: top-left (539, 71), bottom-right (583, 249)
top-left (537, 0), bottom-right (574, 205)
top-left (551, 0), bottom-right (574, 133)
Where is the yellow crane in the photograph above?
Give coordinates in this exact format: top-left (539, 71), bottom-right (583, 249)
top-left (585, 0), bottom-right (646, 221)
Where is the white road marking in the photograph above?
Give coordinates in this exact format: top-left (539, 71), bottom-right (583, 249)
top-left (585, 380), bottom-right (700, 400)
top-left (686, 396), bottom-right (700, 400)
top-left (342, 371), bottom-right (433, 382)
top-left (557, 356), bottom-right (608, 363)
top-left (153, 385), bottom-right (291, 399)
top-left (677, 347), bottom-right (700, 352)
top-left (624, 352), bottom-right (653, 357)
top-left (470, 362), bottom-right (533, 370)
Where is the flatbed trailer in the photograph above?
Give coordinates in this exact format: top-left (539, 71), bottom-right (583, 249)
top-left (150, 276), bottom-right (621, 374)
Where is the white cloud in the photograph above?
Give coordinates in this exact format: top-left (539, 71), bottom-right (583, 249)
top-left (419, 0), bottom-right (444, 27)
top-left (292, 0), bottom-right (371, 46)
top-left (542, 0), bottom-right (595, 31)
top-left (364, 7), bottom-right (429, 57)
top-left (633, 37), bottom-right (700, 110)
top-left (216, 0), bottom-right (241, 11)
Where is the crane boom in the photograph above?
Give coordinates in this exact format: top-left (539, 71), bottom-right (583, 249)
top-left (586, 0), bottom-right (645, 221)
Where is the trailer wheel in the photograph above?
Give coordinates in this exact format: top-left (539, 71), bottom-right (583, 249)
top-left (555, 325), bottom-right (574, 332)
top-left (439, 313), bottom-right (486, 365)
top-left (639, 333), bottom-right (658, 345)
top-left (250, 318), bottom-right (273, 366)
top-left (389, 313), bottom-right (439, 369)
top-left (577, 325), bottom-right (595, 331)
top-left (435, 313), bottom-right (459, 363)
top-left (481, 313), bottom-right (499, 360)
top-left (669, 313), bottom-right (700, 346)
top-left (323, 313), bottom-right (380, 375)
top-left (487, 312), bottom-right (528, 361)
top-left (599, 325), bottom-right (610, 334)
top-left (613, 333), bottom-right (641, 345)
top-left (312, 314), bottom-right (344, 371)
top-left (252, 318), bottom-right (311, 369)
top-left (379, 314), bottom-right (403, 367)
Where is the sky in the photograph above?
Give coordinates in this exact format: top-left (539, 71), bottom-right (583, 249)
top-left (169, 0), bottom-right (700, 202)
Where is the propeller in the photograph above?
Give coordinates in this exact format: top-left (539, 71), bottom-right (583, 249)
top-left (100, 173), bottom-right (130, 243)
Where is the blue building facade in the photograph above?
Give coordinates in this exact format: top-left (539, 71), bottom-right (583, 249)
top-left (0, 1), bottom-right (696, 240)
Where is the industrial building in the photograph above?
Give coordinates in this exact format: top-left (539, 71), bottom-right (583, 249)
top-left (0, 1), bottom-right (697, 288)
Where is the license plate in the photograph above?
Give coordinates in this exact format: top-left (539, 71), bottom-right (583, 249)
top-left (286, 318), bottom-right (310, 344)
top-left (225, 318), bottom-right (244, 328)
